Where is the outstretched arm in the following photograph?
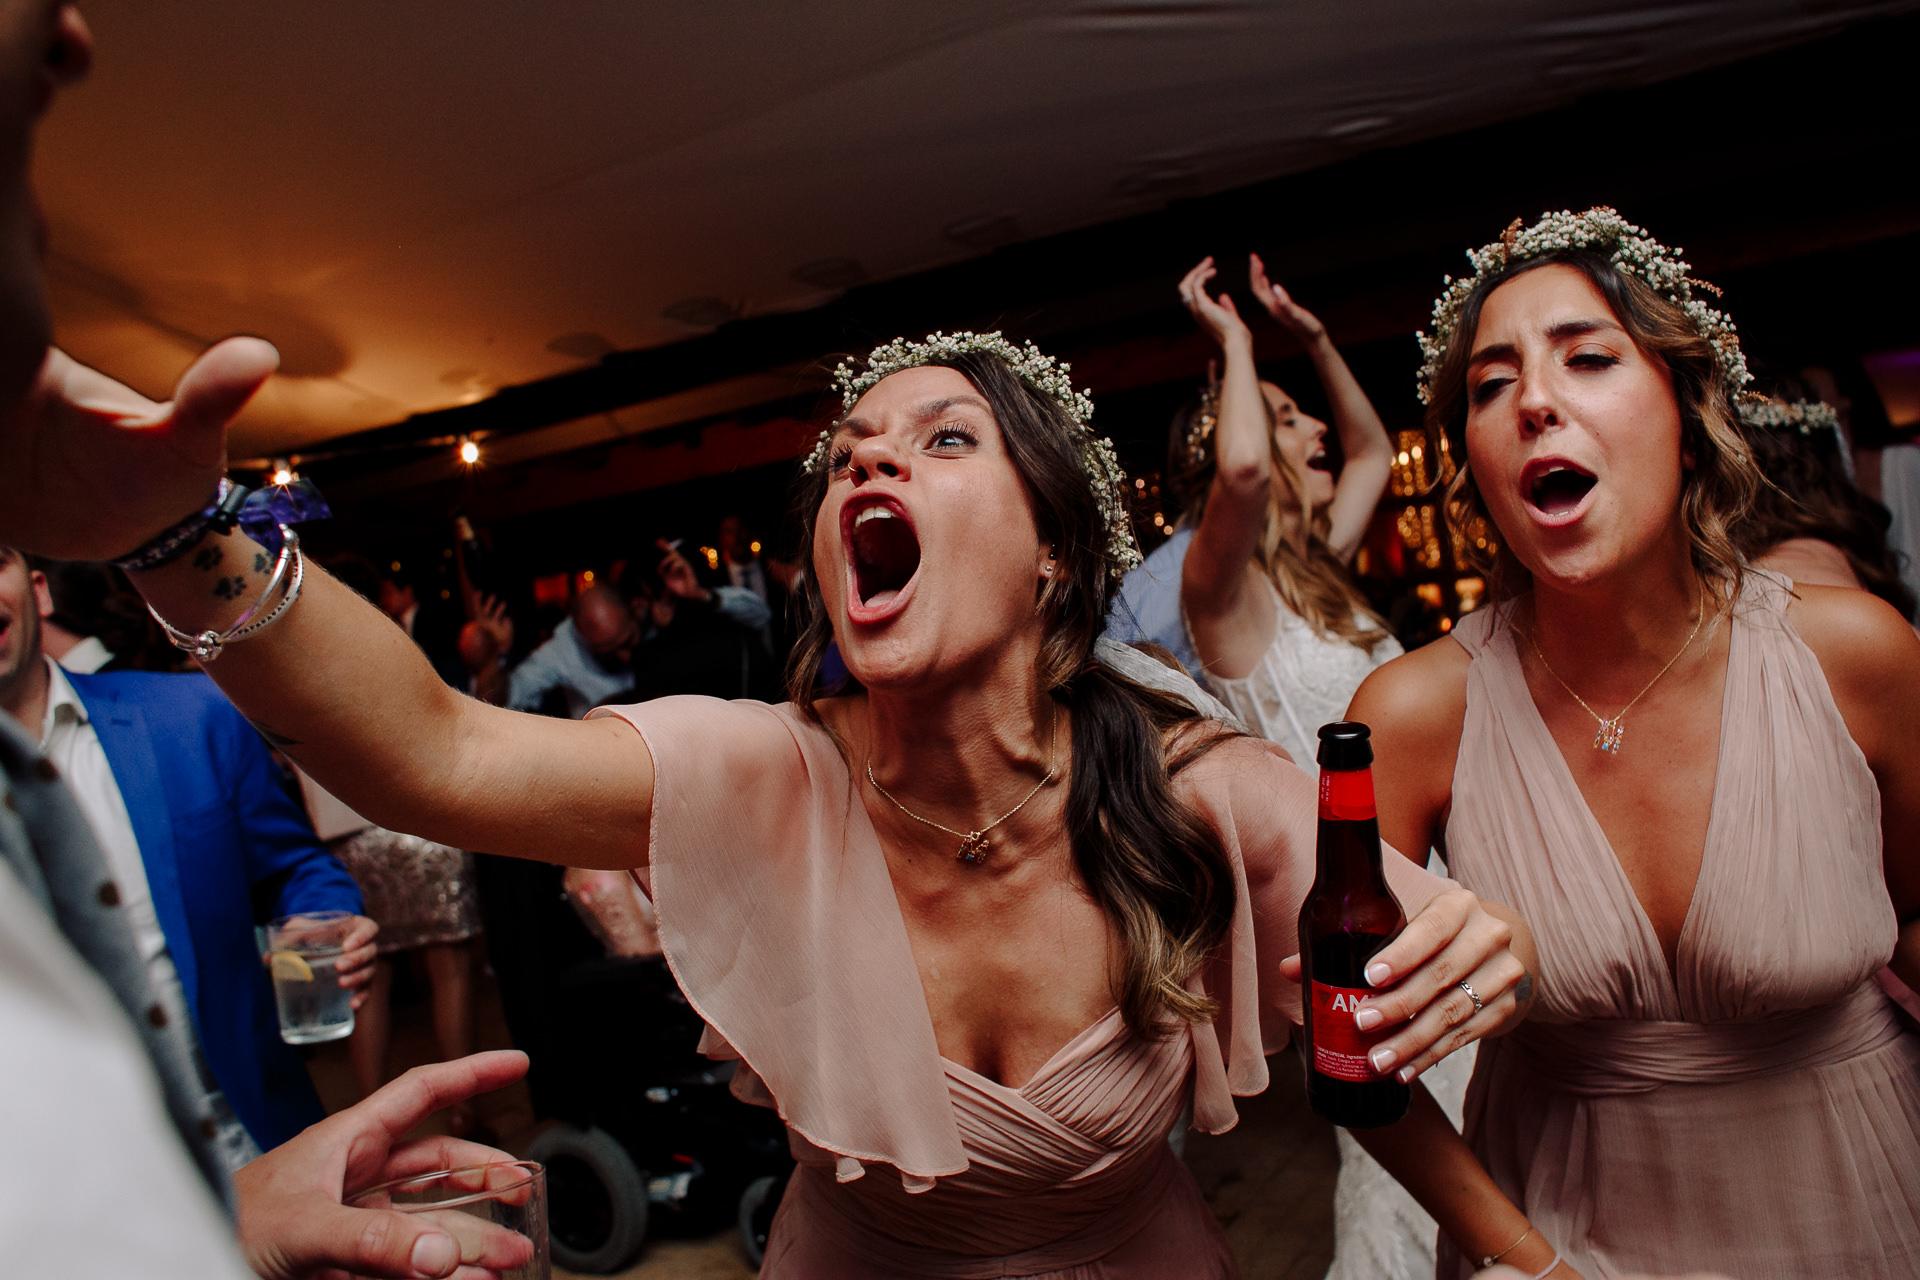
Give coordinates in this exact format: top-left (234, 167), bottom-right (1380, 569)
top-left (1249, 253), bottom-right (1393, 562)
top-left (0, 345), bottom-right (654, 870)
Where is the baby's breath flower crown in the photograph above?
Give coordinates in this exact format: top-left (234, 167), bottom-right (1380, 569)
top-left (1739, 397), bottom-right (1842, 439)
top-left (1415, 207), bottom-right (1752, 406)
top-left (808, 331), bottom-right (1143, 578)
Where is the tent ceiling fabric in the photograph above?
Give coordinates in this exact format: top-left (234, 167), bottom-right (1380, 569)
top-left (36, 0), bottom-right (1913, 461)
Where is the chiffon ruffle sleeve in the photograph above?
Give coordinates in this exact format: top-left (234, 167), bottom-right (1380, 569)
top-left (586, 699), bottom-right (1456, 1191)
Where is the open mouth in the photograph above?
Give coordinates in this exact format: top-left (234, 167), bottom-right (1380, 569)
top-left (1305, 443), bottom-right (1332, 473)
top-left (1524, 460), bottom-right (1598, 519)
top-left (849, 500), bottom-right (921, 613)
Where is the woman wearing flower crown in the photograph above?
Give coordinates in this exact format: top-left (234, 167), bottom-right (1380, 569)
top-left (9, 327), bottom-right (1549, 1276)
top-left (1172, 253), bottom-right (1400, 765)
top-left (1173, 256), bottom-right (1475, 1280)
top-left (1351, 208), bottom-right (1920, 1277)
top-left (1733, 391), bottom-right (1917, 617)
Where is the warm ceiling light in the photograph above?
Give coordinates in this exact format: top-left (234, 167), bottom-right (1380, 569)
top-left (270, 458), bottom-right (296, 486)
top-left (458, 437), bottom-right (481, 466)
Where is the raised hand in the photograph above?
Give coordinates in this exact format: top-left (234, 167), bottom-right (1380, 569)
top-left (472, 594), bottom-right (514, 655)
top-left (1248, 253), bottom-right (1328, 345)
top-left (234, 1051), bottom-right (533, 1280)
top-left (655, 538), bottom-right (709, 602)
top-left (0, 340), bottom-right (279, 560)
top-left (1177, 257), bottom-right (1252, 352)
top-left (331, 915), bottom-right (381, 1010)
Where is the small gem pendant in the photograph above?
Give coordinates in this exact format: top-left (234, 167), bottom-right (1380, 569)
top-left (956, 832), bottom-right (990, 864)
top-left (1592, 718), bottom-right (1625, 754)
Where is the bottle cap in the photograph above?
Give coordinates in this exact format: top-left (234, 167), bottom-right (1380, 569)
top-left (1317, 721), bottom-right (1373, 771)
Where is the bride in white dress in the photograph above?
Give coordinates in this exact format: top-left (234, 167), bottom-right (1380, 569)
top-left (1173, 254), bottom-right (1473, 1280)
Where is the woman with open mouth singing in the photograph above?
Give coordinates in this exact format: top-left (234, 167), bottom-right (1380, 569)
top-left (54, 328), bottom-right (1543, 1278)
top-left (1352, 208), bottom-right (1920, 1278)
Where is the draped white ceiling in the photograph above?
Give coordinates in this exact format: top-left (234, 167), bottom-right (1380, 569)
top-left (34, 0), bottom-right (1917, 459)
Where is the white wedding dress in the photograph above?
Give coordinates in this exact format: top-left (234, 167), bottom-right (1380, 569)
top-left (1200, 579), bottom-right (1474, 1280)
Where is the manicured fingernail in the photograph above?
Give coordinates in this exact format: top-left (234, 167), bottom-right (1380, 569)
top-left (1354, 1007), bottom-right (1384, 1031)
top-left (1397, 1064), bottom-right (1418, 1084)
top-left (1368, 1046), bottom-right (1397, 1073)
top-left (411, 1232), bottom-right (457, 1277)
top-left (1365, 962), bottom-right (1391, 987)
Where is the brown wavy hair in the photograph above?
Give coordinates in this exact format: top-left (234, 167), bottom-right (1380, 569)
top-left (785, 350), bottom-right (1239, 1037)
top-left (1425, 249), bottom-right (1760, 601)
top-left (1165, 385), bottom-right (1389, 651)
top-left (1733, 398), bottom-right (1916, 617)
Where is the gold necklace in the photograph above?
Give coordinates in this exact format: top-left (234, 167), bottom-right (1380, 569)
top-left (866, 703), bottom-right (1058, 865)
top-left (1521, 584), bottom-right (1709, 755)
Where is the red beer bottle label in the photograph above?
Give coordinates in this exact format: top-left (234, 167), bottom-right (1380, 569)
top-left (1318, 768), bottom-right (1376, 821)
top-left (1310, 981), bottom-right (1387, 1082)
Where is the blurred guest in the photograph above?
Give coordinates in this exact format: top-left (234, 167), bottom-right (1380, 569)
top-left (1733, 392), bottom-right (1916, 615)
top-left (1107, 489), bottom-right (1202, 679)
top-left (0, 544), bottom-right (375, 1162)
top-left (374, 555), bottom-right (464, 686)
top-left (500, 583), bottom-right (642, 718)
top-left (302, 556), bottom-right (487, 1131)
top-left (716, 512), bottom-right (800, 659)
top-left (622, 537), bottom-right (779, 702)
top-left (1176, 256), bottom-right (1459, 1280)
top-left (295, 772), bottom-right (487, 1135)
top-left (31, 556), bottom-right (149, 672)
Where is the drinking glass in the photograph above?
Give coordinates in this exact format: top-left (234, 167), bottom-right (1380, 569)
top-left (346, 1161), bottom-right (548, 1280)
top-left (264, 909), bottom-right (356, 1044)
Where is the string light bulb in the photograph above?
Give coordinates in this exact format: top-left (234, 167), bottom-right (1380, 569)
top-left (458, 436), bottom-right (481, 466)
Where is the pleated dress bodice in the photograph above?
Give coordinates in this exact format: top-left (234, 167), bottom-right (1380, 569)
top-left (1441, 571), bottom-right (1920, 1278)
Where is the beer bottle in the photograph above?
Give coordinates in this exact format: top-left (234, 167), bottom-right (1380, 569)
top-left (1299, 721), bottom-right (1411, 1128)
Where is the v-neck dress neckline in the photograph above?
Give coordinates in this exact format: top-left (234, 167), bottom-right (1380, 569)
top-left (1497, 594), bottom-right (1737, 1014)
top-left (587, 694), bottom-right (1458, 1276)
top-left (1437, 570), bottom-right (1920, 1279)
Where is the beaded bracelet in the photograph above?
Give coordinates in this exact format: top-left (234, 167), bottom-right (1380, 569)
top-left (147, 528), bottom-right (302, 661)
top-left (114, 478), bottom-right (251, 573)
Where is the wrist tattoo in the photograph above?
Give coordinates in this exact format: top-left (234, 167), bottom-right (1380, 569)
top-left (191, 545), bottom-right (222, 572)
top-left (253, 551), bottom-right (268, 574)
top-left (211, 574), bottom-right (248, 600)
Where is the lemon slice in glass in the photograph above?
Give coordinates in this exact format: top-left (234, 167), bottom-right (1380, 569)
top-left (268, 950), bottom-right (314, 982)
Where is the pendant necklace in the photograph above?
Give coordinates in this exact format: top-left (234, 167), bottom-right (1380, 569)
top-left (867, 703), bottom-right (1058, 865)
top-left (1521, 584), bottom-right (1708, 755)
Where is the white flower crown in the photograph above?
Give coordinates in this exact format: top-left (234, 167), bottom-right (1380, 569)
top-left (808, 331), bottom-right (1143, 578)
top-left (1415, 207), bottom-right (1752, 406)
top-left (1739, 397), bottom-right (1842, 438)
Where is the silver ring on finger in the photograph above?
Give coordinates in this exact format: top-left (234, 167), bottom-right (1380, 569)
top-left (1459, 979), bottom-right (1484, 1014)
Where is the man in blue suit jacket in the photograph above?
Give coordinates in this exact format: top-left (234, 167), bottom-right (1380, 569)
top-left (69, 667), bottom-right (370, 1151)
top-left (2, 547), bottom-right (373, 1156)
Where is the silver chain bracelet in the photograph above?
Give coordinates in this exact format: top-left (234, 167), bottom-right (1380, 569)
top-left (148, 527), bottom-right (304, 662)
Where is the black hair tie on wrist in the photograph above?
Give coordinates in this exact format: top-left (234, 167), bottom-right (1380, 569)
top-left (112, 478), bottom-right (243, 573)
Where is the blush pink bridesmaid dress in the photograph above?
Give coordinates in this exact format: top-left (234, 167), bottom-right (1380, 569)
top-left (1441, 571), bottom-right (1920, 1278)
top-left (590, 698), bottom-right (1455, 1278)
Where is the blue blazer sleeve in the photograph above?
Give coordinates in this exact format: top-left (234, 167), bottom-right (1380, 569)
top-left (208, 699), bottom-right (362, 920)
